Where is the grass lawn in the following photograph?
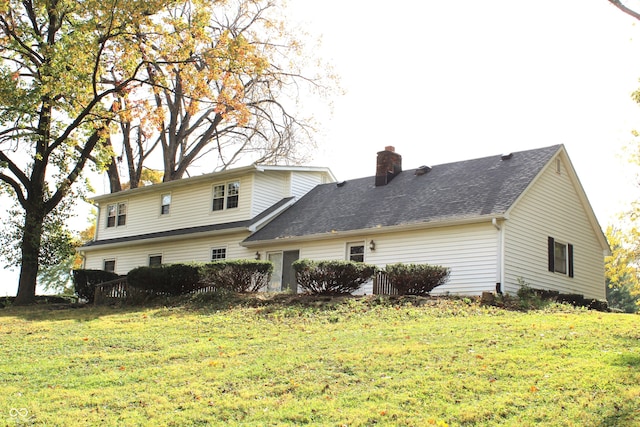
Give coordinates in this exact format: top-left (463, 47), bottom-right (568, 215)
top-left (0, 295), bottom-right (638, 426)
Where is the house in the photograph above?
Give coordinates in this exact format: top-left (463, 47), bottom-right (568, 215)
top-left (79, 144), bottom-right (610, 300)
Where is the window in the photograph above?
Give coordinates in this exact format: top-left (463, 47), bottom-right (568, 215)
top-left (161, 194), bottom-right (171, 215)
top-left (104, 259), bottom-right (116, 273)
top-left (211, 247), bottom-right (227, 261)
top-left (149, 254), bottom-right (162, 267)
top-left (117, 203), bottom-right (127, 226)
top-left (548, 237), bottom-right (574, 277)
top-left (347, 242), bottom-right (365, 263)
top-left (212, 181), bottom-right (240, 211)
top-left (107, 202), bottom-right (127, 227)
top-left (106, 204), bottom-right (116, 227)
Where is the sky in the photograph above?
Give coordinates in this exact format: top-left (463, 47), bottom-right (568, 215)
top-left (2, 0), bottom-right (640, 296)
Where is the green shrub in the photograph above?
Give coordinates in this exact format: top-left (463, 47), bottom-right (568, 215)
top-left (200, 260), bottom-right (273, 292)
top-left (293, 259), bottom-right (377, 295)
top-left (72, 269), bottom-right (121, 303)
top-left (127, 264), bottom-right (201, 296)
top-left (384, 263), bottom-right (450, 296)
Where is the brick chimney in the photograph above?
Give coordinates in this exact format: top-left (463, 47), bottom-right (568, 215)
top-left (375, 146), bottom-right (402, 186)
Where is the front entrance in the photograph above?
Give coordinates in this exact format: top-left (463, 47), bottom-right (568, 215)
top-left (267, 250), bottom-right (299, 293)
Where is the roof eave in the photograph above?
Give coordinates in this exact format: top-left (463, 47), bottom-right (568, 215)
top-left (78, 226), bottom-right (250, 253)
top-left (242, 214), bottom-right (507, 248)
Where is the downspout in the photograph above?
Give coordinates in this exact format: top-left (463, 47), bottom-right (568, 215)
top-left (492, 218), bottom-right (504, 294)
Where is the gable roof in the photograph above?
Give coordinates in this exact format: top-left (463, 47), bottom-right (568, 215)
top-left (243, 145), bottom-right (563, 244)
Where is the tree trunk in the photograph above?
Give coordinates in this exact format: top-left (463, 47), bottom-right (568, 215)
top-left (14, 207), bottom-right (45, 305)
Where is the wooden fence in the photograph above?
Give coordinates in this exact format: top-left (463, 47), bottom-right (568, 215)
top-left (372, 272), bottom-right (397, 295)
top-left (94, 278), bottom-right (219, 305)
top-left (94, 272), bottom-right (394, 304)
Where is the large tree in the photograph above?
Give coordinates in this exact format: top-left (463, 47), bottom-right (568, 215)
top-left (0, 0), bottom-right (196, 304)
top-left (99, 0), bottom-right (331, 191)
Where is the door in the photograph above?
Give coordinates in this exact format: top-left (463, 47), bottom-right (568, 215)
top-left (267, 250), bottom-right (300, 293)
top-left (282, 250), bottom-right (300, 293)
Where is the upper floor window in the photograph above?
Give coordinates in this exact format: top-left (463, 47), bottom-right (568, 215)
top-left (347, 241), bottom-right (365, 263)
top-left (161, 194), bottom-right (171, 215)
top-left (211, 247), bottom-right (227, 261)
top-left (106, 202), bottom-right (127, 228)
top-left (548, 237), bottom-right (574, 277)
top-left (212, 181), bottom-right (240, 211)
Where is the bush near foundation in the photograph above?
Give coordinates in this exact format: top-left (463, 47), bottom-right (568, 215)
top-left (127, 264), bottom-right (201, 296)
top-left (293, 259), bottom-right (377, 295)
top-left (385, 263), bottom-right (450, 296)
top-left (200, 260), bottom-right (273, 292)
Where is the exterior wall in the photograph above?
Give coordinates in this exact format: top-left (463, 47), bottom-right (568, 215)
top-left (255, 222), bottom-right (499, 296)
top-left (290, 172), bottom-right (324, 199)
top-left (251, 172), bottom-right (290, 217)
top-left (83, 231), bottom-right (254, 275)
top-left (503, 155), bottom-right (606, 300)
top-left (96, 175), bottom-right (253, 241)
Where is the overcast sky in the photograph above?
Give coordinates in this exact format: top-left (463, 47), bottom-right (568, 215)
top-left (2, 0), bottom-right (640, 296)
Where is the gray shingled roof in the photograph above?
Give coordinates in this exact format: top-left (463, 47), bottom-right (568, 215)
top-left (244, 145), bottom-right (561, 243)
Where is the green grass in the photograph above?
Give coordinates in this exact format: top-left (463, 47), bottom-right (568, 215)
top-left (0, 295), bottom-right (638, 426)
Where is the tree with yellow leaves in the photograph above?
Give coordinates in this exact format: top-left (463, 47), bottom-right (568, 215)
top-left (0, 0), bottom-right (234, 304)
top-left (99, 0), bottom-right (334, 191)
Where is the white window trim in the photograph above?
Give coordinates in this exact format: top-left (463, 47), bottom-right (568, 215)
top-left (211, 246), bottom-right (227, 261)
top-left (211, 180), bottom-right (240, 212)
top-left (160, 193), bottom-right (171, 216)
top-left (346, 241), bottom-right (366, 263)
top-left (106, 201), bottom-right (128, 228)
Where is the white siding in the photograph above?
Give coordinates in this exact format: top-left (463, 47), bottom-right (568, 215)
top-left (97, 176), bottom-right (253, 241)
top-left (253, 222), bottom-right (499, 296)
top-left (84, 232), bottom-right (255, 275)
top-left (251, 172), bottom-right (288, 216)
top-left (503, 155), bottom-right (606, 300)
top-left (290, 172), bottom-right (323, 199)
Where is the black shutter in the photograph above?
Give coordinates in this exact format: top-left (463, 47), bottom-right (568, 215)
top-left (548, 237), bottom-right (555, 272)
top-left (568, 244), bottom-right (574, 278)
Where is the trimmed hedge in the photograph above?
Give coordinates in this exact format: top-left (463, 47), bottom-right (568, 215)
top-left (127, 264), bottom-right (201, 296)
top-left (72, 269), bottom-right (121, 303)
top-left (200, 260), bottom-right (273, 292)
top-left (293, 259), bottom-right (377, 295)
top-left (384, 263), bottom-right (450, 296)
top-left (126, 260), bottom-right (273, 296)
